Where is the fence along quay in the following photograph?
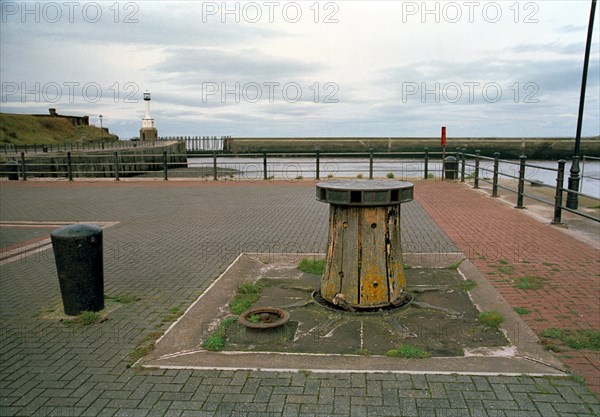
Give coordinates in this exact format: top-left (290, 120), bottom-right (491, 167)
top-left (1, 140), bottom-right (598, 226)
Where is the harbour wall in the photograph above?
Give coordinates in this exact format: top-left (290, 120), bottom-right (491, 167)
top-left (223, 137), bottom-right (600, 159)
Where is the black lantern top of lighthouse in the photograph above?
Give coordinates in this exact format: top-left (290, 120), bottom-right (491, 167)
top-left (143, 91), bottom-right (151, 101)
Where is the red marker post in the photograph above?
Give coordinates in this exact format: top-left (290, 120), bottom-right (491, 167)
top-left (441, 126), bottom-right (447, 147)
top-left (441, 126), bottom-right (447, 180)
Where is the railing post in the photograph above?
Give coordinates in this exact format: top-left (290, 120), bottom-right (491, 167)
top-left (580, 156), bottom-right (586, 193)
top-left (460, 148), bottom-right (466, 182)
top-left (492, 152), bottom-right (500, 197)
top-left (454, 148), bottom-right (462, 180)
top-left (163, 150), bottom-right (168, 181)
top-left (20, 152), bottom-right (27, 181)
top-left (213, 152), bottom-right (218, 181)
top-left (369, 148), bottom-right (374, 179)
top-left (263, 150), bottom-right (268, 180)
top-left (114, 151), bottom-right (120, 181)
top-left (67, 151), bottom-right (73, 181)
top-left (316, 150), bottom-right (320, 180)
top-left (515, 155), bottom-right (527, 209)
top-left (473, 150), bottom-right (480, 189)
top-left (552, 160), bottom-right (566, 225)
top-left (423, 147), bottom-right (429, 180)
top-left (566, 156), bottom-right (581, 209)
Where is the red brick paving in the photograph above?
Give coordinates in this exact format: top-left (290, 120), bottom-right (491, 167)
top-left (415, 180), bottom-right (600, 394)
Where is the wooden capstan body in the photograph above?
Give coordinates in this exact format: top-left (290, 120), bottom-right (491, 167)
top-left (316, 180), bottom-right (414, 309)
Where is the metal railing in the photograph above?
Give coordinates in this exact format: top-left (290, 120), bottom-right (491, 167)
top-left (581, 155), bottom-right (600, 192)
top-left (159, 136), bottom-right (228, 152)
top-left (0, 149), bottom-right (446, 182)
top-left (0, 139), bottom-right (181, 155)
top-left (2, 147), bottom-right (597, 225)
top-left (457, 149), bottom-right (599, 224)
top-left (189, 150), bottom-right (445, 181)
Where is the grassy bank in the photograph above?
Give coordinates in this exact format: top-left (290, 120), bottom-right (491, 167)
top-left (0, 113), bottom-right (118, 145)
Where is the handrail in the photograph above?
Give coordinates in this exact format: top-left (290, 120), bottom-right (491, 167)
top-left (460, 151), bottom-right (598, 224)
top-left (2, 148), bottom-right (598, 225)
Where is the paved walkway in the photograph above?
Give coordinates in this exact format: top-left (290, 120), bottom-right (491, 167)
top-left (0, 180), bottom-right (598, 416)
top-left (415, 181), bottom-right (600, 394)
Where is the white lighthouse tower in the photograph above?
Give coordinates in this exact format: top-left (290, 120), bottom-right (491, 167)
top-left (139, 90), bottom-right (158, 141)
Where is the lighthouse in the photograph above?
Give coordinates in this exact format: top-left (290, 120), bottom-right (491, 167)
top-left (139, 90), bottom-right (158, 141)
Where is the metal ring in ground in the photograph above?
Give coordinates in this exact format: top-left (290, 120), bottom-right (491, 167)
top-left (238, 307), bottom-right (291, 329)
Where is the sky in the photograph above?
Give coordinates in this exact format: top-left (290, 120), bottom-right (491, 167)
top-left (1, 0), bottom-right (599, 139)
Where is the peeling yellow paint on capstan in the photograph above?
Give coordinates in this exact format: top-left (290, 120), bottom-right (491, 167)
top-left (320, 203), bottom-right (407, 309)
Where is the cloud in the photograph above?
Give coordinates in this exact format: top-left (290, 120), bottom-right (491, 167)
top-left (151, 47), bottom-right (322, 82)
top-left (1, 1), bottom-right (598, 139)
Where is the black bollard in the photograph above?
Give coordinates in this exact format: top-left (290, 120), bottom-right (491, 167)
top-left (443, 156), bottom-right (458, 180)
top-left (51, 224), bottom-right (104, 316)
top-left (5, 161), bottom-right (19, 180)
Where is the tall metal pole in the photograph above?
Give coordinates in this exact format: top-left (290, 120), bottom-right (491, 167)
top-left (567, 0), bottom-right (596, 209)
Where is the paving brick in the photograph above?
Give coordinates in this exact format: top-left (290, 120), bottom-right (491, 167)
top-left (113, 409), bottom-right (150, 417)
top-left (159, 392), bottom-right (194, 402)
top-left (410, 374), bottom-right (429, 390)
top-left (415, 181), bottom-right (600, 395)
top-left (253, 386), bottom-right (273, 402)
top-left (168, 400), bottom-right (205, 410)
top-left (282, 402), bottom-right (301, 417)
top-left (471, 376), bottom-right (493, 392)
top-left (210, 384), bottom-right (242, 394)
top-left (490, 384), bottom-right (513, 401)
top-left (445, 382), bottom-right (477, 392)
top-left (317, 386), bottom-right (335, 404)
top-left (416, 409), bottom-right (436, 417)
top-left (552, 402), bottom-right (596, 414)
top-left (95, 408), bottom-right (118, 417)
top-left (398, 398), bottom-right (418, 417)
top-left (333, 394), bottom-right (350, 415)
top-left (366, 380), bottom-right (382, 397)
top-left (350, 395), bottom-right (383, 406)
top-left (272, 386), bottom-right (304, 395)
top-left (254, 377), bottom-right (287, 387)
top-left (531, 401), bottom-right (561, 417)
top-left (1, 181), bottom-right (599, 417)
top-left (427, 374), bottom-right (472, 384)
top-left (381, 387), bottom-right (400, 407)
top-left (145, 401), bottom-right (173, 417)
top-left (153, 383), bottom-right (184, 393)
top-left (438, 409), bottom-right (472, 417)
top-left (445, 390), bottom-right (467, 409)
top-left (302, 379), bottom-right (321, 395)
top-left (351, 373), bottom-right (366, 388)
top-left (349, 404), bottom-right (368, 417)
top-left (266, 394), bottom-right (286, 413)
top-left (416, 398), bottom-right (451, 409)
top-left (481, 399), bottom-right (520, 411)
top-left (429, 382), bottom-right (447, 399)
top-left (529, 393), bottom-right (567, 403)
top-left (511, 392), bottom-right (537, 411)
top-left (462, 390), bottom-right (496, 401)
top-left (240, 378), bottom-right (261, 395)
